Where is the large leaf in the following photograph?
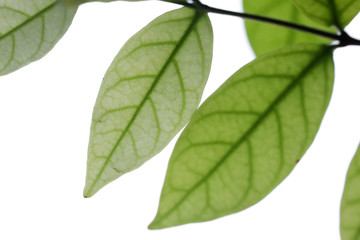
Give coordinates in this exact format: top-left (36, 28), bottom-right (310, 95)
top-left (243, 0), bottom-right (334, 56)
top-left (291, 0), bottom-right (360, 29)
top-left (83, 8), bottom-right (213, 197)
top-left (0, 0), bottom-right (78, 76)
top-left (341, 145), bottom-right (360, 240)
top-left (149, 43), bottom-right (334, 229)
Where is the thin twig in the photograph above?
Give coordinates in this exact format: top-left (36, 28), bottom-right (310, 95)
top-left (162, 0), bottom-right (360, 46)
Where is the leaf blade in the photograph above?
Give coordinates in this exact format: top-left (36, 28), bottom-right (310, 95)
top-left (291, 0), bottom-right (360, 28)
top-left (149, 43), bottom-right (334, 229)
top-left (243, 0), bottom-right (334, 56)
top-left (84, 7), bottom-right (213, 197)
top-left (341, 145), bottom-right (360, 240)
top-left (0, 0), bottom-right (78, 76)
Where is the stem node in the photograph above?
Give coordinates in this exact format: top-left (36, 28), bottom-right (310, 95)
top-left (339, 31), bottom-right (360, 47)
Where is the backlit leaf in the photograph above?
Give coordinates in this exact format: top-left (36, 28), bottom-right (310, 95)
top-left (341, 144), bottom-right (360, 240)
top-left (83, 8), bottom-right (213, 197)
top-left (0, 0), bottom-right (78, 76)
top-left (291, 0), bottom-right (360, 29)
top-left (243, 0), bottom-right (334, 56)
top-left (149, 43), bottom-right (334, 229)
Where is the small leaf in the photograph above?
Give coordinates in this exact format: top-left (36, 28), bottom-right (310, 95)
top-left (83, 8), bottom-right (213, 197)
top-left (291, 0), bottom-right (360, 29)
top-left (149, 43), bottom-right (334, 229)
top-left (243, 0), bottom-right (334, 56)
top-left (0, 0), bottom-right (78, 76)
top-left (341, 144), bottom-right (360, 240)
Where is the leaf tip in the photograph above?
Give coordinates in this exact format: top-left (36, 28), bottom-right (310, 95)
top-left (83, 190), bottom-right (92, 199)
top-left (147, 220), bottom-right (161, 230)
top-left (148, 213), bottom-right (168, 230)
top-left (83, 181), bottom-right (96, 198)
top-left (83, 194), bottom-right (90, 199)
top-left (148, 215), bottom-right (173, 230)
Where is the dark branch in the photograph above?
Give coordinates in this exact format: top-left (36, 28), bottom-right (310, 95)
top-left (162, 0), bottom-right (360, 47)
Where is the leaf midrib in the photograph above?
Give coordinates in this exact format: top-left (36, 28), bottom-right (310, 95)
top-left (84, 11), bottom-right (203, 197)
top-left (328, 0), bottom-right (341, 28)
top-left (0, 1), bottom-right (57, 40)
top-left (151, 46), bottom-right (332, 227)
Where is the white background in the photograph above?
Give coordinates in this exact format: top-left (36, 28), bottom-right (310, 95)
top-left (1, 0), bottom-right (360, 239)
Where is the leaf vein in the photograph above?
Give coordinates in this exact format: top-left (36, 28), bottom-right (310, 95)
top-left (153, 47), bottom-right (331, 224)
top-left (84, 11), bottom-right (203, 196)
top-left (0, 2), bottom-right (56, 40)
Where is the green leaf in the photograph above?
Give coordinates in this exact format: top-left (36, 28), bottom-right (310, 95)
top-left (149, 43), bottom-right (334, 229)
top-left (0, 0), bottom-right (78, 76)
top-left (291, 0), bottom-right (360, 29)
top-left (243, 0), bottom-right (334, 56)
top-left (341, 145), bottom-right (360, 240)
top-left (83, 8), bottom-right (213, 197)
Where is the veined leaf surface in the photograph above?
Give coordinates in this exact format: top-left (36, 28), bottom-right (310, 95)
top-left (149, 43), bottom-right (334, 229)
top-left (243, 0), bottom-right (334, 56)
top-left (291, 0), bottom-right (360, 28)
top-left (84, 8), bottom-right (213, 197)
top-left (341, 145), bottom-right (360, 240)
top-left (0, 0), bottom-right (78, 76)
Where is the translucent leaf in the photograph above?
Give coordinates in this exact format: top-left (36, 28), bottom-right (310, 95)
top-left (0, 0), bottom-right (78, 76)
top-left (243, 0), bottom-right (334, 56)
top-left (83, 8), bottom-right (213, 197)
top-left (291, 0), bottom-right (360, 29)
top-left (341, 145), bottom-right (360, 240)
top-left (149, 43), bottom-right (334, 229)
